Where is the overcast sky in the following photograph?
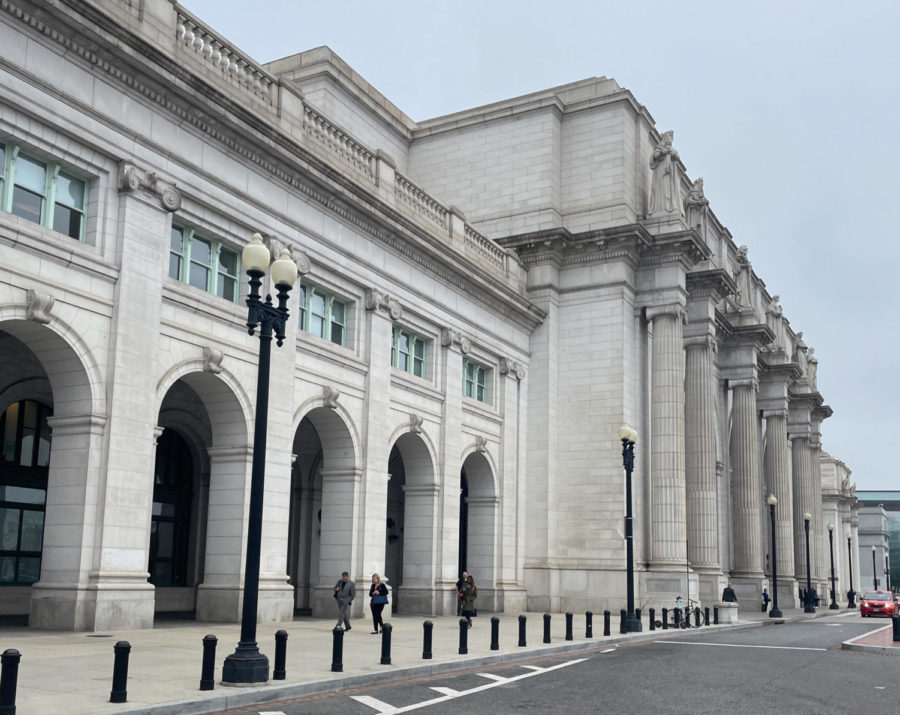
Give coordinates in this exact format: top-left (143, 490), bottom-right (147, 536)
top-left (181, 0), bottom-right (900, 490)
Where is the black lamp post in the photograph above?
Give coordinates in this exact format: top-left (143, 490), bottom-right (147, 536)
top-left (766, 494), bottom-right (782, 618)
top-left (872, 545), bottom-right (878, 591)
top-left (619, 424), bottom-right (641, 633)
top-left (827, 524), bottom-right (838, 609)
top-left (846, 531), bottom-right (855, 608)
top-left (803, 513), bottom-right (815, 613)
top-left (222, 234), bottom-right (298, 684)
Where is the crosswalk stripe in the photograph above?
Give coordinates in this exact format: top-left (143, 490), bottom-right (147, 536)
top-left (429, 686), bottom-right (459, 695)
top-left (351, 694), bottom-right (399, 712)
top-left (476, 673), bottom-right (508, 681)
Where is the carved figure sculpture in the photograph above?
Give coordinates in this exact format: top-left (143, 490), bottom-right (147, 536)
top-left (684, 177), bottom-right (709, 232)
top-left (648, 131), bottom-right (684, 218)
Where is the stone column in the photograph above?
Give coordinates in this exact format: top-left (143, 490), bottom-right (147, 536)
top-left (684, 335), bottom-right (718, 571)
top-left (646, 305), bottom-right (687, 566)
top-left (762, 410), bottom-right (795, 604)
top-left (729, 379), bottom-right (763, 578)
top-left (791, 434), bottom-right (814, 583)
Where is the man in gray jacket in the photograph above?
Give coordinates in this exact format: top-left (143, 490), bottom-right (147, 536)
top-left (333, 571), bottom-right (356, 630)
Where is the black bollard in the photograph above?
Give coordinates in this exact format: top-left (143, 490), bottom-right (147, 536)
top-left (674, 607), bottom-right (682, 628)
top-left (636, 608), bottom-right (642, 627)
top-left (423, 620), bottom-right (433, 659)
top-left (109, 640), bottom-right (131, 704)
top-left (619, 609), bottom-right (626, 634)
top-left (274, 630), bottom-right (288, 680)
top-left (380, 623), bottom-right (393, 665)
top-left (694, 608), bottom-right (701, 627)
top-left (331, 627), bottom-right (344, 673)
top-left (662, 607), bottom-right (668, 629)
top-left (518, 614), bottom-right (527, 647)
top-left (714, 606), bottom-right (719, 625)
top-left (199, 635), bottom-right (217, 691)
top-left (603, 610), bottom-right (611, 636)
top-left (704, 607), bottom-right (710, 626)
top-left (490, 617), bottom-right (500, 651)
top-left (649, 608), bottom-right (656, 631)
top-left (458, 618), bottom-right (469, 655)
top-left (0, 649), bottom-right (21, 715)
top-left (893, 615), bottom-right (900, 642)
top-left (565, 612), bottom-right (573, 641)
top-left (543, 613), bottom-right (551, 644)
top-left (585, 611), bottom-right (593, 638)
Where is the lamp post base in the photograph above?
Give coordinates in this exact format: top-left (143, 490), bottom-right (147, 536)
top-left (222, 641), bottom-right (269, 684)
top-left (622, 614), bottom-right (642, 633)
top-left (829, 603), bottom-right (839, 610)
top-left (803, 605), bottom-right (816, 614)
top-left (768, 608), bottom-right (783, 618)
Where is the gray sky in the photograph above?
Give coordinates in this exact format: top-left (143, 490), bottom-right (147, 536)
top-left (181, 0), bottom-right (900, 490)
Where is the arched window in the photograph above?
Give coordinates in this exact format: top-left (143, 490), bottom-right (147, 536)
top-left (0, 400), bottom-right (51, 585)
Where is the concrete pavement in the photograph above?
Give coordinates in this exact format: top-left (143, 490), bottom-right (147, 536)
top-left (0, 605), bottom-right (875, 714)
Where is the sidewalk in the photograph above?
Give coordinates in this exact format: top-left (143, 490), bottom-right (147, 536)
top-left (0, 606), bottom-right (860, 714)
top-left (842, 619), bottom-right (900, 655)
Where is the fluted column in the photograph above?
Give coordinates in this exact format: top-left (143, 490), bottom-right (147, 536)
top-left (791, 435), bottom-right (814, 581)
top-left (729, 379), bottom-right (763, 576)
top-left (647, 306), bottom-right (686, 565)
top-left (684, 335), bottom-right (718, 568)
top-left (763, 411), bottom-right (793, 577)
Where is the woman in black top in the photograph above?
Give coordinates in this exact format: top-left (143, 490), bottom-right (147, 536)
top-left (369, 573), bottom-right (389, 633)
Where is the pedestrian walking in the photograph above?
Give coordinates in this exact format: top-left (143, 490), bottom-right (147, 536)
top-left (456, 570), bottom-right (468, 616)
top-left (369, 573), bottom-right (388, 634)
top-left (333, 571), bottom-right (356, 631)
top-left (762, 589), bottom-right (770, 612)
top-left (460, 574), bottom-right (478, 628)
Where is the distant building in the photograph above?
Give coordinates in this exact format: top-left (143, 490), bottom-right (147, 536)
top-left (856, 492), bottom-right (900, 591)
top-left (0, 0), bottom-right (856, 630)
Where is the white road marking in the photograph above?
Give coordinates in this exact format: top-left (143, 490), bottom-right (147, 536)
top-left (351, 695), bottom-right (398, 712)
top-left (476, 673), bottom-right (508, 681)
top-left (259, 712), bottom-right (287, 714)
top-left (429, 687), bottom-right (459, 695)
top-left (600, 648), bottom-right (616, 653)
top-left (656, 640), bottom-right (826, 652)
top-left (353, 658), bottom-right (588, 713)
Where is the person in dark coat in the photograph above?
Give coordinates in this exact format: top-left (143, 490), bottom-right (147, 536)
top-left (762, 590), bottom-right (770, 612)
top-left (721, 583), bottom-right (738, 603)
top-left (460, 574), bottom-right (478, 628)
top-left (368, 573), bottom-right (388, 634)
top-left (333, 571), bottom-right (356, 630)
top-left (456, 571), bottom-right (468, 616)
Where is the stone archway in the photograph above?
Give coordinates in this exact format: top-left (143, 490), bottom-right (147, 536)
top-left (461, 451), bottom-right (498, 604)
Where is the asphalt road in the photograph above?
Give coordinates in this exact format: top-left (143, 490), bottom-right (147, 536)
top-left (231, 615), bottom-right (897, 714)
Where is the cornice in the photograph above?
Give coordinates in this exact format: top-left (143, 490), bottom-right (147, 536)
top-left (686, 268), bottom-right (736, 301)
top-left (720, 323), bottom-right (774, 350)
top-left (2, 0), bottom-right (545, 332)
top-left (759, 361), bottom-right (803, 383)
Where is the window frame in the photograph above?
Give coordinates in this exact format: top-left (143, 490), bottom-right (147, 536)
top-left (0, 141), bottom-right (86, 242)
top-left (168, 224), bottom-right (241, 304)
top-left (463, 357), bottom-right (491, 404)
top-left (298, 284), bottom-right (348, 347)
top-left (391, 326), bottom-right (428, 378)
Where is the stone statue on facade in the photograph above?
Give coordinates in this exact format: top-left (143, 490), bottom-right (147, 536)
top-left (648, 130), bottom-right (684, 218)
top-left (684, 177), bottom-right (709, 233)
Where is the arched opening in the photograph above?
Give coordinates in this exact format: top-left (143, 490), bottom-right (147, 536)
top-left (386, 432), bottom-right (437, 614)
top-left (289, 406), bottom-right (356, 617)
top-left (461, 451), bottom-right (498, 606)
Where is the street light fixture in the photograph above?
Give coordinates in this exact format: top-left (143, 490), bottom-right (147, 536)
top-left (618, 424), bottom-right (641, 633)
top-left (765, 495), bottom-right (783, 618)
top-left (803, 513), bottom-right (815, 613)
top-left (222, 233), bottom-right (298, 684)
top-left (872, 545), bottom-right (878, 591)
top-left (827, 524), bottom-right (838, 610)
top-left (846, 531), bottom-right (856, 608)
top-left (766, 495), bottom-right (782, 618)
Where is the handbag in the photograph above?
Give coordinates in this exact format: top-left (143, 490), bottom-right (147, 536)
top-left (372, 594), bottom-right (388, 605)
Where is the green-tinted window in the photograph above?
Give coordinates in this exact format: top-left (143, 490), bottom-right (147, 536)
top-left (168, 225), bottom-right (241, 304)
top-left (392, 327), bottom-right (427, 378)
top-left (0, 143), bottom-right (86, 241)
top-left (463, 359), bottom-right (489, 403)
top-left (298, 285), bottom-right (348, 347)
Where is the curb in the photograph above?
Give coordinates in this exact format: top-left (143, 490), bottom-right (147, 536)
top-left (841, 623), bottom-right (900, 656)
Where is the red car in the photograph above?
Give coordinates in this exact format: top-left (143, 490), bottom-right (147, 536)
top-left (860, 591), bottom-right (896, 617)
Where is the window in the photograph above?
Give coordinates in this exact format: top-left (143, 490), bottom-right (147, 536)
top-left (0, 400), bottom-right (51, 586)
top-left (0, 141), bottom-right (86, 241)
top-left (463, 358), bottom-right (489, 403)
top-left (169, 225), bottom-right (240, 303)
top-left (299, 285), bottom-right (347, 346)
top-left (391, 326), bottom-right (426, 377)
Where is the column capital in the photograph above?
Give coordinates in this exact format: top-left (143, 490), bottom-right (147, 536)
top-left (644, 303), bottom-right (685, 323)
top-left (683, 334), bottom-right (717, 352)
top-left (728, 377), bottom-right (758, 392)
top-left (365, 288), bottom-right (403, 321)
top-left (499, 357), bottom-right (526, 380)
top-left (441, 328), bottom-right (472, 354)
top-left (118, 161), bottom-right (182, 212)
top-left (761, 409), bottom-right (788, 420)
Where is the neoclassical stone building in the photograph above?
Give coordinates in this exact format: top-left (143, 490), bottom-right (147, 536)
top-left (0, 0), bottom-right (857, 631)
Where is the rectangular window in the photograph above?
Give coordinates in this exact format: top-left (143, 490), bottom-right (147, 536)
top-left (392, 327), bottom-right (427, 378)
top-left (463, 358), bottom-right (489, 403)
top-left (168, 224), bottom-right (241, 304)
top-left (0, 142), bottom-right (87, 241)
top-left (298, 285), bottom-right (347, 347)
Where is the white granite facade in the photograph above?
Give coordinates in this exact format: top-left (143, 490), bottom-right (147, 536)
top-left (0, 0), bottom-right (855, 630)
